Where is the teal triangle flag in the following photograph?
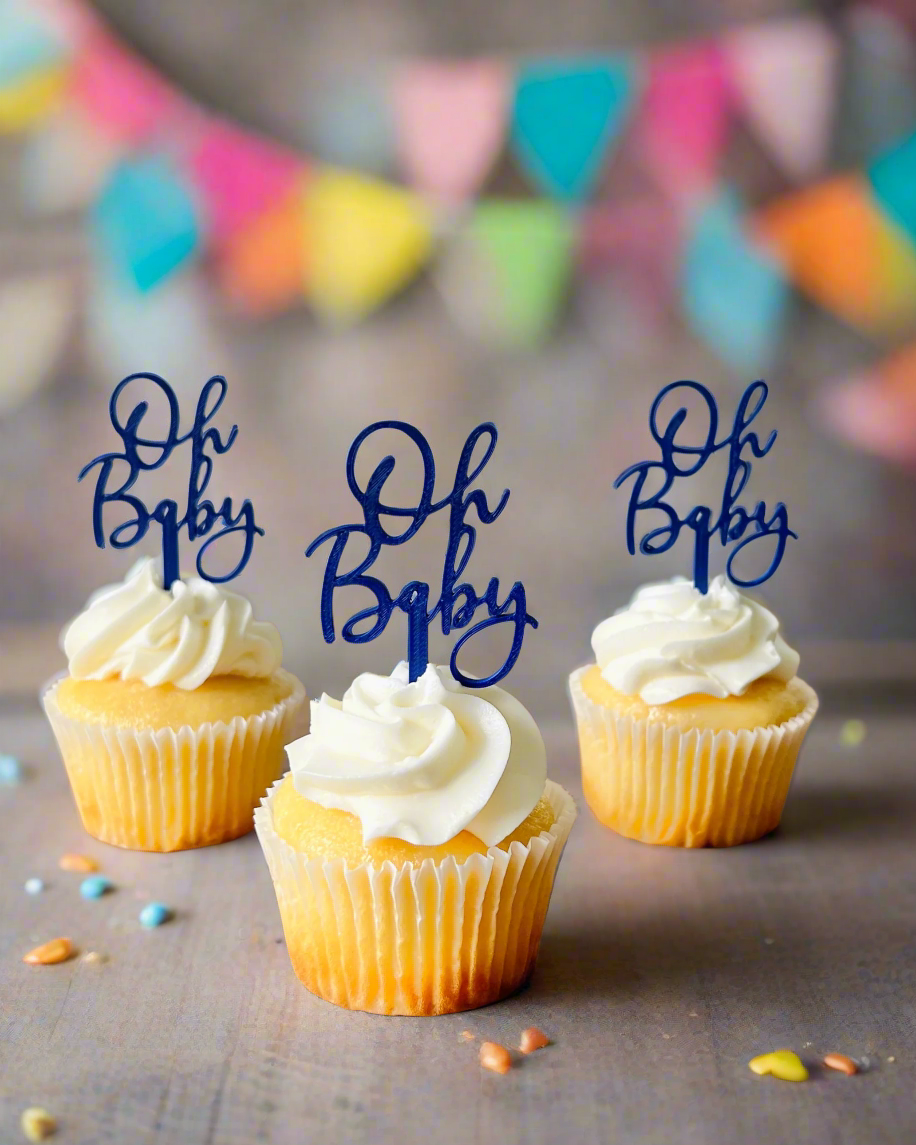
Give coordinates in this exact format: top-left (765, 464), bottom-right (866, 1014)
top-left (0, 0), bottom-right (65, 87)
top-left (92, 156), bottom-right (201, 293)
top-left (682, 190), bottom-right (788, 372)
top-left (868, 130), bottom-right (916, 246)
top-left (511, 56), bottom-right (639, 202)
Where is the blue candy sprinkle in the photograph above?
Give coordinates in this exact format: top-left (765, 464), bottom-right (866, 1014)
top-left (24, 877), bottom-right (45, 895)
top-left (0, 754), bottom-right (23, 784)
top-left (80, 875), bottom-right (113, 899)
top-left (139, 902), bottom-right (172, 928)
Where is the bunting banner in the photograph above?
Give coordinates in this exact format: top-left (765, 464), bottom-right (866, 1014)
top-left (820, 340), bottom-right (916, 463)
top-left (1, 0), bottom-right (915, 396)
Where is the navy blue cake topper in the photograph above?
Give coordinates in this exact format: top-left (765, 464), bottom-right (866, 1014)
top-left (614, 380), bottom-right (796, 594)
top-left (306, 421), bottom-right (537, 688)
top-left (79, 373), bottom-right (262, 590)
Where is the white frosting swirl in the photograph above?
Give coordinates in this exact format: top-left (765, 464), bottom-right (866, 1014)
top-left (62, 557), bottom-right (283, 690)
top-left (286, 662), bottom-right (546, 847)
top-left (591, 575), bottom-right (800, 704)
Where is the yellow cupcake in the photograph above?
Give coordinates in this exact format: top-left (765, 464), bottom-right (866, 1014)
top-left (256, 662), bottom-right (576, 1015)
top-left (43, 559), bottom-right (305, 852)
top-left (570, 577), bottom-right (818, 848)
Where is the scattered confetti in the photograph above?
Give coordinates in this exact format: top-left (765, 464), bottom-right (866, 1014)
top-left (82, 951), bottom-right (107, 964)
top-left (840, 718), bottom-right (867, 747)
top-left (58, 853), bottom-right (97, 873)
top-left (748, 1050), bottom-right (809, 1082)
top-left (79, 876), bottom-right (113, 899)
top-left (459, 1030), bottom-right (475, 1042)
top-left (139, 902), bottom-right (172, 928)
top-left (20, 1107), bottom-right (56, 1141)
top-left (24, 878), bottom-right (45, 895)
top-left (688, 1011), bottom-right (699, 1018)
top-left (824, 1052), bottom-right (858, 1075)
top-left (23, 938), bottom-right (75, 965)
top-left (763, 937), bottom-right (775, 945)
top-left (519, 1027), bottom-right (550, 1054)
top-left (887, 1056), bottom-right (896, 1063)
top-left (0, 753), bottom-right (24, 784)
top-left (479, 1041), bottom-right (512, 1074)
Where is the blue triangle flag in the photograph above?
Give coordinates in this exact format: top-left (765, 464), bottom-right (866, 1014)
top-left (92, 156), bottom-right (201, 293)
top-left (682, 190), bottom-right (788, 372)
top-left (511, 56), bottom-right (639, 202)
top-left (0, 0), bottom-right (65, 88)
top-left (868, 130), bottom-right (916, 247)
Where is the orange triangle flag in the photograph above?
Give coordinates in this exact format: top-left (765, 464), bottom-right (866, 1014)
top-left (218, 184), bottom-right (309, 316)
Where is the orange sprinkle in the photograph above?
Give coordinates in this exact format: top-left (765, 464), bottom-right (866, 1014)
top-left (824, 1052), bottom-right (858, 1075)
top-left (479, 1042), bottom-right (512, 1074)
top-left (58, 853), bottom-right (97, 873)
top-left (23, 938), bottom-right (75, 965)
top-left (519, 1027), bottom-right (550, 1054)
top-left (459, 1030), bottom-right (475, 1042)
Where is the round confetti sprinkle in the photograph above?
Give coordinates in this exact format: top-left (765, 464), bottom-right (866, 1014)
top-left (0, 753), bottom-right (23, 784)
top-left (23, 937), bottom-right (75, 965)
top-left (20, 1106), bottom-right (56, 1141)
top-left (840, 718), bottom-right (867, 747)
top-left (80, 876), bottom-right (113, 899)
top-left (82, 951), bottom-right (107, 964)
top-left (139, 902), bottom-right (172, 928)
top-left (24, 878), bottom-right (45, 895)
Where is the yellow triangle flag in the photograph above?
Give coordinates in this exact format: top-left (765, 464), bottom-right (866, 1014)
top-left (0, 67), bottom-right (67, 133)
top-left (304, 169), bottom-right (433, 323)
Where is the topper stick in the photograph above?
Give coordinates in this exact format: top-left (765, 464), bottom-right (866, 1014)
top-left (154, 499), bottom-right (181, 590)
top-left (400, 582), bottom-right (431, 682)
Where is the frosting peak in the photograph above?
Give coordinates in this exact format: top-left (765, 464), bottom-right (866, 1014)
top-left (286, 662), bottom-right (546, 847)
top-left (591, 576), bottom-right (799, 704)
top-left (62, 557), bottom-right (283, 690)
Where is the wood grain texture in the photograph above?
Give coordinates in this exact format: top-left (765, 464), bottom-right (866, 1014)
top-left (0, 705), bottom-right (914, 1145)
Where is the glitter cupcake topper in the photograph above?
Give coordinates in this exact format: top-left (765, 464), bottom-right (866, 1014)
top-left (614, 380), bottom-right (796, 593)
top-left (307, 421), bottom-right (537, 687)
top-left (79, 373), bottom-right (262, 589)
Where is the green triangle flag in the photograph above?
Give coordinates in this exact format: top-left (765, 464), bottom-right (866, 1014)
top-left (438, 201), bottom-right (573, 346)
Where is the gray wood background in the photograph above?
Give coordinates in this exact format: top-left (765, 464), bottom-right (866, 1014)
top-left (1, 697), bottom-right (914, 1145)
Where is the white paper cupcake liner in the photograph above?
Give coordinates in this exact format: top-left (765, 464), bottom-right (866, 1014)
top-left (569, 666), bottom-right (818, 847)
top-left (255, 778), bottom-right (577, 1015)
top-left (43, 669), bottom-right (306, 852)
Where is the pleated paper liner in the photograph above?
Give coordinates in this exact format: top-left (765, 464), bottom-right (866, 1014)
top-left (256, 778), bottom-right (577, 1015)
top-left (568, 666), bottom-right (818, 848)
top-left (42, 669), bottom-right (306, 852)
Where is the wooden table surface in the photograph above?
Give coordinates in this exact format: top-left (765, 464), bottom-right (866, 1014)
top-left (1, 699), bottom-right (914, 1145)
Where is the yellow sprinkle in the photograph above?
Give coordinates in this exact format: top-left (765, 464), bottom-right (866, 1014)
top-left (58, 853), bottom-right (98, 873)
top-left (887, 1056), bottom-right (895, 1063)
top-left (840, 719), bottom-right (866, 747)
top-left (82, 951), bottom-right (107, 964)
top-left (21, 1107), bottom-right (56, 1141)
top-left (458, 1030), bottom-right (474, 1042)
top-left (749, 1051), bottom-right (809, 1082)
top-left (23, 938), bottom-right (75, 965)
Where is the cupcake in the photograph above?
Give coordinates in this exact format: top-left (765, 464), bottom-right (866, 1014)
top-left (43, 557), bottom-right (305, 852)
top-left (569, 576), bottom-right (817, 848)
top-left (256, 661), bottom-right (576, 1015)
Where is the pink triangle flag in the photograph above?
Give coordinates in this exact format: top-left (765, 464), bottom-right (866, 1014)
top-left (392, 60), bottom-right (508, 203)
top-left (636, 42), bottom-right (731, 198)
top-left (185, 119), bottom-right (305, 247)
top-left (725, 16), bottom-right (839, 183)
top-left (71, 31), bottom-right (180, 145)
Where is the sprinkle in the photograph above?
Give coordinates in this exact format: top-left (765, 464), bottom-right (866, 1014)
top-left (139, 902), bottom-right (172, 928)
top-left (519, 1027), bottom-right (550, 1054)
top-left (763, 937), bottom-right (775, 945)
top-left (748, 1051), bottom-right (809, 1082)
top-left (79, 876), bottom-right (113, 899)
top-left (887, 1056), bottom-right (895, 1063)
top-left (23, 938), bottom-right (75, 965)
top-left (58, 853), bottom-right (97, 873)
top-left (0, 754), bottom-right (24, 784)
top-left (24, 878), bottom-right (45, 895)
top-left (688, 1011), bottom-right (699, 1018)
top-left (459, 1030), bottom-right (475, 1042)
top-left (82, 951), bottom-right (107, 964)
top-left (20, 1107), bottom-right (56, 1141)
top-left (840, 719), bottom-right (866, 747)
top-left (824, 1053), bottom-right (858, 1075)
top-left (479, 1042), bottom-right (512, 1075)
